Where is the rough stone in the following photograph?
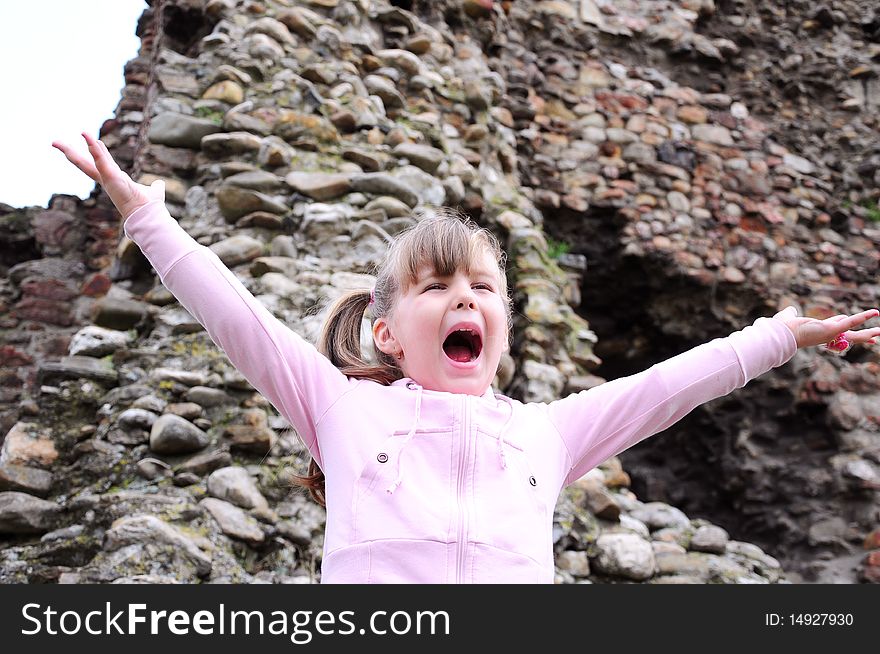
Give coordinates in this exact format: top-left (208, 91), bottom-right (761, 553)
top-left (0, 463), bottom-right (53, 496)
top-left (0, 492), bottom-right (59, 534)
top-left (216, 186), bottom-right (287, 221)
top-left (1, 422), bottom-right (58, 468)
top-left (148, 113), bottom-right (223, 149)
top-left (392, 143), bottom-right (445, 174)
top-left (207, 466), bottom-right (269, 511)
top-left (200, 497), bottom-right (265, 545)
top-left (592, 532), bottom-right (657, 580)
top-left (149, 414), bottom-right (210, 455)
top-left (285, 172), bottom-right (353, 201)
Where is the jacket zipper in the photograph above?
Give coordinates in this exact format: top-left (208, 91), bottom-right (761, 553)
top-left (455, 394), bottom-right (471, 583)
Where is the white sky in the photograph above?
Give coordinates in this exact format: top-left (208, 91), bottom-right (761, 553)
top-left (0, 0), bottom-right (146, 208)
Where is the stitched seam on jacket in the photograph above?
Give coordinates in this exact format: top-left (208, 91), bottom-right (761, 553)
top-left (315, 379), bottom-right (365, 428)
top-left (546, 408), bottom-right (574, 480)
top-left (327, 538), bottom-right (545, 569)
top-left (470, 540), bottom-right (545, 568)
top-left (326, 537), bottom-right (452, 556)
top-left (726, 333), bottom-right (749, 382)
top-left (366, 542), bottom-right (372, 584)
top-left (162, 248), bottom-right (201, 284)
top-left (769, 316), bottom-right (799, 353)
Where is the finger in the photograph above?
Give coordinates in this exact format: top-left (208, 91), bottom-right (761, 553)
top-left (149, 178), bottom-right (166, 200)
top-left (83, 133), bottom-right (133, 193)
top-left (845, 327), bottom-right (880, 342)
top-left (52, 140), bottom-right (101, 182)
top-left (834, 310), bottom-right (880, 329)
top-left (853, 309), bottom-right (880, 325)
top-left (82, 132), bottom-right (124, 181)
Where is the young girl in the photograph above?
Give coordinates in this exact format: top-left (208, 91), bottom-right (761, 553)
top-left (54, 134), bottom-right (880, 583)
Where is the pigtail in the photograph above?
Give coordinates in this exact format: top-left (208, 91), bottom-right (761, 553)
top-left (316, 289), bottom-right (402, 386)
top-left (317, 289), bottom-right (372, 368)
top-left (291, 288), bottom-right (403, 506)
top-left (287, 458), bottom-right (326, 507)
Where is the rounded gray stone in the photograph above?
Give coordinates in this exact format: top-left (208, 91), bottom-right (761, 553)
top-left (149, 414), bottom-right (209, 455)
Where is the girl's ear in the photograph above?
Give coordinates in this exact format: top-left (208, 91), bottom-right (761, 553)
top-left (372, 317), bottom-right (398, 356)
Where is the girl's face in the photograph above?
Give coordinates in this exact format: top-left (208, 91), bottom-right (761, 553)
top-left (372, 250), bottom-right (509, 396)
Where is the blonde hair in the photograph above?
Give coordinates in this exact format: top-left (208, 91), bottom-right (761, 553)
top-left (291, 208), bottom-right (513, 505)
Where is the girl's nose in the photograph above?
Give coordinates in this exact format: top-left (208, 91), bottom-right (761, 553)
top-left (456, 288), bottom-right (477, 310)
top-left (453, 278), bottom-right (477, 309)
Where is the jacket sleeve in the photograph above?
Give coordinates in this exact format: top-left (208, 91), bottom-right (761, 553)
top-left (547, 316), bottom-right (798, 486)
top-left (123, 200), bottom-right (358, 467)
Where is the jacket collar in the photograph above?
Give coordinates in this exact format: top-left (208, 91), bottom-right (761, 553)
top-left (391, 377), bottom-right (496, 400)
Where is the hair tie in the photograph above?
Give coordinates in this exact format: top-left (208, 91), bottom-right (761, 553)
top-left (824, 332), bottom-right (851, 356)
top-left (368, 288), bottom-right (375, 306)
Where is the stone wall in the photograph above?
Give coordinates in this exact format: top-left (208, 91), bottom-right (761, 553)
top-left (0, 0), bottom-right (877, 584)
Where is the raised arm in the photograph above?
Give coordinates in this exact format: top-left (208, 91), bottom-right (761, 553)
top-left (124, 200), bottom-right (356, 459)
top-left (54, 135), bottom-right (356, 463)
top-left (546, 309), bottom-right (875, 487)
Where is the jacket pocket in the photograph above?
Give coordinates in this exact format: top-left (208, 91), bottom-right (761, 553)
top-left (505, 443), bottom-right (549, 521)
top-left (472, 431), bottom-right (549, 557)
top-left (351, 427), bottom-right (454, 543)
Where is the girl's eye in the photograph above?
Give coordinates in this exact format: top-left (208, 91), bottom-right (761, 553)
top-left (423, 282), bottom-right (493, 291)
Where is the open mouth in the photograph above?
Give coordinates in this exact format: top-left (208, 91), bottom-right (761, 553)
top-left (442, 329), bottom-right (483, 363)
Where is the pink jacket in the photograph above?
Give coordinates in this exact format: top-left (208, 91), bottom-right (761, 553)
top-left (124, 201), bottom-right (798, 583)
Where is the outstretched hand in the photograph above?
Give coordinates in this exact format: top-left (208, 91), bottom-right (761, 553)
top-left (52, 133), bottom-right (163, 219)
top-left (773, 306), bottom-right (880, 350)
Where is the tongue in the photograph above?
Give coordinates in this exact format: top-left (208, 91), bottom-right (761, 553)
top-left (445, 345), bottom-right (472, 362)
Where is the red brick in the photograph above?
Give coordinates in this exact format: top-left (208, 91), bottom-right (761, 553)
top-left (0, 346), bottom-right (33, 367)
top-left (81, 273), bottom-right (112, 297)
top-left (13, 298), bottom-right (74, 327)
top-left (21, 278), bottom-right (77, 301)
top-left (31, 334), bottom-right (70, 358)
